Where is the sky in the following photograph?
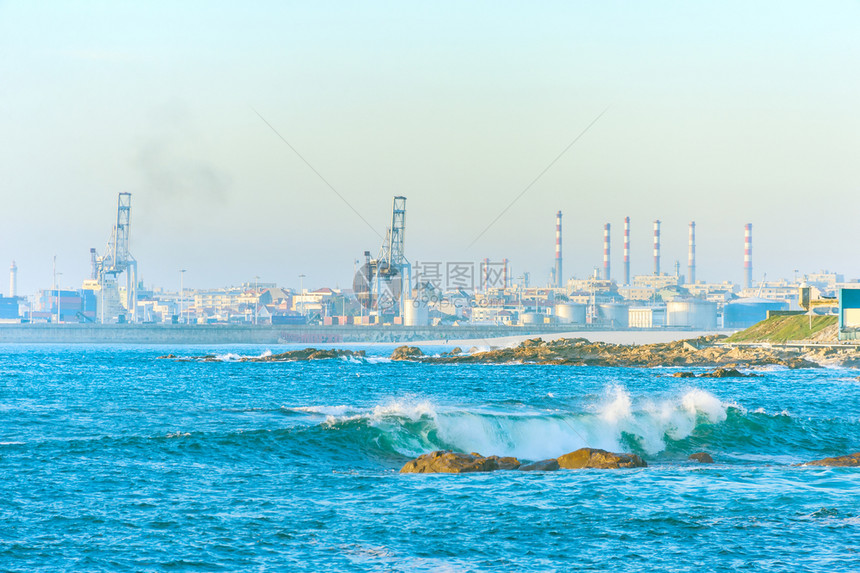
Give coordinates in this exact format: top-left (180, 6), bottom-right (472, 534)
top-left (1, 1), bottom-right (859, 296)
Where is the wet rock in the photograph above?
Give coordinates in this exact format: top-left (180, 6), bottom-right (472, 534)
top-left (156, 354), bottom-right (177, 359)
top-left (399, 450), bottom-right (502, 474)
top-left (672, 371), bottom-right (696, 378)
top-left (556, 448), bottom-right (647, 469)
top-left (803, 452), bottom-right (860, 467)
top-left (689, 452), bottom-right (714, 463)
top-left (519, 459), bottom-right (560, 472)
top-left (699, 368), bottom-right (761, 378)
top-left (391, 346), bottom-right (424, 360)
top-left (487, 455), bottom-right (521, 470)
top-left (250, 348), bottom-right (364, 362)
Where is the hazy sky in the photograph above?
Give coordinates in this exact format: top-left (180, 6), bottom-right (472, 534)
top-left (2, 1), bottom-right (859, 295)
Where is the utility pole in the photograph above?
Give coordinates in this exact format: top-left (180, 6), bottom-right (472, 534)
top-left (298, 274), bottom-right (306, 316)
top-left (254, 276), bottom-right (259, 325)
top-left (179, 269), bottom-right (186, 324)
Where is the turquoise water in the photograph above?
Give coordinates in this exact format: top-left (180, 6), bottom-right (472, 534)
top-left (1, 345), bottom-right (859, 571)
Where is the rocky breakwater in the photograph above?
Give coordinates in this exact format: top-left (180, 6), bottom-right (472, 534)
top-left (400, 448), bottom-right (646, 474)
top-left (391, 336), bottom-right (825, 369)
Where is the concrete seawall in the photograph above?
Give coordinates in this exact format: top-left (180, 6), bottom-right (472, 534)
top-left (0, 324), bottom-right (611, 344)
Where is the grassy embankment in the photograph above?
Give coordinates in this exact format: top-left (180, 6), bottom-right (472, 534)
top-left (725, 315), bottom-right (837, 343)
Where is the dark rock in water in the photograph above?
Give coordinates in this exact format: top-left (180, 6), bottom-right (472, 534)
top-left (157, 354), bottom-right (177, 359)
top-left (672, 371), bottom-right (696, 378)
top-left (440, 347), bottom-right (463, 357)
top-left (556, 448), bottom-right (647, 469)
top-left (689, 452), bottom-right (714, 463)
top-left (519, 459), bottom-right (560, 472)
top-left (399, 450), bottom-right (504, 473)
top-left (803, 452), bottom-right (860, 467)
top-left (487, 455), bottom-right (521, 470)
top-left (250, 348), bottom-right (364, 362)
top-left (699, 368), bottom-right (761, 378)
top-left (391, 346), bottom-right (424, 360)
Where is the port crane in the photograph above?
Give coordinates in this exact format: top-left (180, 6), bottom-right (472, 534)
top-left (354, 196), bottom-right (411, 319)
top-left (92, 193), bottom-right (138, 323)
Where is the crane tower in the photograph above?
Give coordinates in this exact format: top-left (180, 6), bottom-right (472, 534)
top-left (93, 193), bottom-right (138, 323)
top-left (354, 196), bottom-right (411, 319)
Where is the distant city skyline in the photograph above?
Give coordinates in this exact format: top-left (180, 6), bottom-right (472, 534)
top-left (2, 2), bottom-right (858, 295)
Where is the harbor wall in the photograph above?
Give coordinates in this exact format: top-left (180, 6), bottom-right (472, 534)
top-left (0, 323), bottom-right (649, 345)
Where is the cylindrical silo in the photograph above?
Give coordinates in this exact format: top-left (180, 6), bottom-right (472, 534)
top-left (666, 300), bottom-right (717, 329)
top-left (598, 302), bottom-right (629, 328)
top-left (555, 303), bottom-right (587, 325)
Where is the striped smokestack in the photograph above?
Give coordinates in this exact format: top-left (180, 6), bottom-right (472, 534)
top-left (623, 216), bottom-right (630, 285)
top-left (603, 223), bottom-right (611, 280)
top-left (653, 220), bottom-right (661, 276)
top-left (744, 223), bottom-right (752, 289)
top-left (688, 221), bottom-right (696, 285)
top-left (503, 258), bottom-right (508, 289)
top-left (555, 211), bottom-right (563, 288)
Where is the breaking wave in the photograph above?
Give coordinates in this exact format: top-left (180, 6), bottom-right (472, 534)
top-left (282, 387), bottom-right (748, 462)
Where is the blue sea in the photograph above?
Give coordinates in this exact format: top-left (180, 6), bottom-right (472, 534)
top-left (1, 344), bottom-right (859, 572)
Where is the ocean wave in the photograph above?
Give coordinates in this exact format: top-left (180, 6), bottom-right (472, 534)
top-left (23, 388), bottom-right (851, 468)
top-left (295, 388), bottom-right (740, 461)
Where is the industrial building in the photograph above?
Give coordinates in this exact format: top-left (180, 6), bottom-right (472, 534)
top-left (6, 201), bottom-right (858, 334)
top-left (839, 288), bottom-right (860, 341)
top-left (723, 298), bottom-right (789, 329)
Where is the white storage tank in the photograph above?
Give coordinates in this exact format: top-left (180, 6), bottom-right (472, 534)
top-left (554, 303), bottom-right (587, 325)
top-left (403, 299), bottom-right (430, 326)
top-left (666, 300), bottom-right (717, 329)
top-left (598, 303), bottom-right (629, 328)
top-left (520, 312), bottom-right (542, 325)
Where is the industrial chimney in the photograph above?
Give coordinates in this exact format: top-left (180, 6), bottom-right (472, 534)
top-left (9, 260), bottom-right (17, 298)
top-left (744, 223), bottom-right (753, 289)
top-left (688, 221), bottom-right (696, 285)
top-left (603, 223), bottom-right (611, 280)
top-left (623, 217), bottom-right (630, 285)
top-left (503, 258), bottom-right (509, 289)
top-left (653, 220), bottom-right (661, 275)
top-left (555, 211), bottom-right (563, 288)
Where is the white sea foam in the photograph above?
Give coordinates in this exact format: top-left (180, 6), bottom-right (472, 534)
top-left (215, 353), bottom-right (242, 362)
top-left (370, 400), bottom-right (437, 421)
top-left (293, 405), bottom-right (353, 416)
top-left (214, 349), bottom-right (272, 362)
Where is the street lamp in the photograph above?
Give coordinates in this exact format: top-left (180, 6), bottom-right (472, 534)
top-left (179, 269), bottom-right (186, 324)
top-left (298, 274), bottom-right (306, 316)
